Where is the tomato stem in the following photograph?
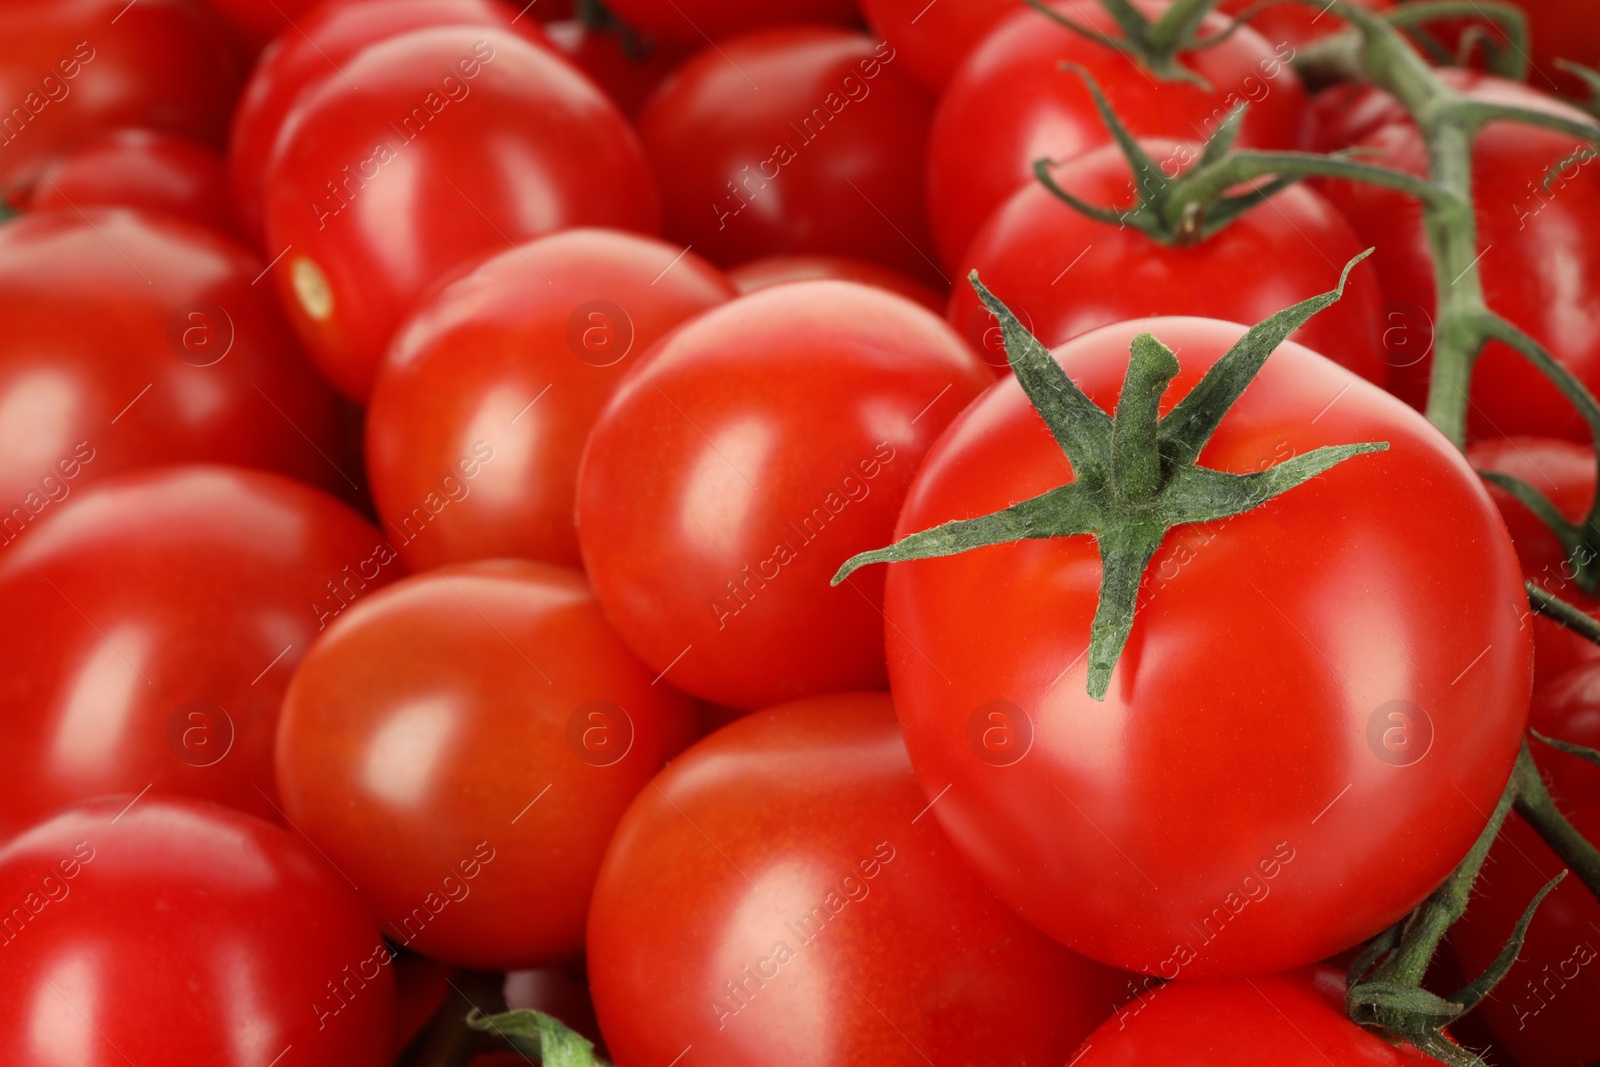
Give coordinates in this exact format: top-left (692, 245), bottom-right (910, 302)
top-left (467, 1007), bottom-right (614, 1067)
top-left (1512, 742), bottom-right (1600, 898)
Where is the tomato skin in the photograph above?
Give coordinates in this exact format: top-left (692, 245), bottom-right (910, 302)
top-left (263, 25), bottom-right (659, 401)
top-left (728, 254), bottom-right (946, 313)
top-left (636, 27), bottom-right (938, 279)
top-left (883, 317), bottom-right (1531, 977)
top-left (544, 18), bottom-right (690, 117)
top-left (227, 0), bottom-right (549, 245)
top-left (927, 1), bottom-right (1307, 268)
top-left (1467, 436), bottom-right (1600, 687)
top-left (367, 229), bottom-right (734, 572)
top-left (950, 139), bottom-right (1387, 382)
top-left (277, 560), bottom-right (697, 970)
top-left (1216, 0), bottom-right (1394, 54)
top-left (599, 0), bottom-right (859, 49)
top-left (201, 0), bottom-right (321, 49)
top-left (858, 0), bottom-right (1014, 91)
top-left (575, 280), bottom-right (993, 710)
top-left (0, 466), bottom-right (397, 835)
top-left (0, 0), bottom-right (244, 191)
top-left (1072, 967), bottom-right (1433, 1065)
top-left (0, 209), bottom-right (345, 515)
top-left (26, 129), bottom-right (238, 236)
top-left (0, 794), bottom-right (394, 1066)
top-left (587, 694), bottom-right (1129, 1067)
top-left (1311, 71), bottom-right (1600, 442)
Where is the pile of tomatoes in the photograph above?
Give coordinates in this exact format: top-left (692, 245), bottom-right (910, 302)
top-left (1, 0), bottom-right (1598, 1064)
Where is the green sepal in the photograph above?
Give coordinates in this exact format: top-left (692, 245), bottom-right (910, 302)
top-left (466, 1009), bottom-right (612, 1067)
top-left (1531, 729), bottom-right (1600, 768)
top-left (1450, 870), bottom-right (1567, 1013)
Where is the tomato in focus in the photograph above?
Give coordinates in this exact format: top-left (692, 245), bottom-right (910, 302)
top-left (277, 560), bottom-right (697, 970)
top-left (587, 693), bottom-right (1129, 1067)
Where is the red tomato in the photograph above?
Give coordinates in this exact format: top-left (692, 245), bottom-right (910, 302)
top-left (0, 794), bottom-right (394, 1066)
top-left (637, 27), bottom-right (939, 280)
top-left (367, 229), bottom-right (734, 572)
top-left (227, 0), bottom-right (550, 245)
top-left (0, 209), bottom-right (345, 523)
top-left (0, 466), bottom-right (397, 835)
top-left (575, 280), bottom-right (992, 710)
top-left (277, 560), bottom-right (697, 969)
top-left (858, 0), bottom-right (1014, 91)
top-left (201, 0), bottom-right (321, 49)
top-left (927, 1), bottom-right (1307, 268)
top-left (1312, 71), bottom-right (1600, 441)
top-left (263, 25), bottom-right (659, 401)
top-left (1216, 0), bottom-right (1394, 53)
top-left (1072, 967), bottom-right (1434, 1065)
top-left (1467, 436), bottom-right (1600, 687)
top-left (544, 18), bottom-right (690, 117)
top-left (392, 954), bottom-right (451, 1055)
top-left (1452, 681), bottom-right (1600, 1067)
top-left (0, 0), bottom-right (243, 191)
top-left (587, 693), bottom-right (1128, 1066)
top-left (1520, 0), bottom-right (1600, 95)
top-left (950, 139), bottom-right (1387, 382)
top-left (728, 254), bottom-right (946, 313)
top-left (26, 129), bottom-right (237, 236)
top-left (599, 0), bottom-right (858, 49)
top-left (882, 316), bottom-right (1531, 977)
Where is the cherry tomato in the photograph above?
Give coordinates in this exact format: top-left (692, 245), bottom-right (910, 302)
top-left (1452, 680), bottom-right (1600, 1067)
top-left (927, 1), bottom-right (1308, 268)
top-left (0, 794), bottom-right (394, 1066)
top-left (0, 465), bottom-right (396, 836)
top-left (367, 229), bottom-right (734, 572)
top-left (263, 25), bottom-right (659, 401)
top-left (882, 315), bottom-right (1531, 977)
top-left (858, 0), bottom-right (1014, 91)
top-left (201, 0), bottom-right (321, 49)
top-left (544, 17), bottom-right (690, 117)
top-left (575, 280), bottom-right (993, 710)
top-left (1216, 0), bottom-right (1394, 54)
top-left (636, 26), bottom-right (939, 280)
top-left (227, 0), bottom-right (550, 245)
top-left (950, 138), bottom-right (1387, 382)
top-left (587, 693), bottom-right (1128, 1066)
top-left (26, 129), bottom-right (237, 236)
top-left (1312, 71), bottom-right (1600, 441)
top-left (277, 560), bottom-right (697, 969)
top-left (599, 0), bottom-right (858, 50)
top-left (728, 254), bottom-right (946, 313)
top-left (0, 0), bottom-right (243, 193)
top-left (1467, 436), bottom-right (1600, 687)
top-left (0, 209), bottom-right (345, 519)
top-left (1072, 966), bottom-right (1434, 1065)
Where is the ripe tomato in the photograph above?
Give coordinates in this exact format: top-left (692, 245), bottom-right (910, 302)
top-left (25, 129), bottom-right (237, 236)
top-left (262, 25), bottom-right (658, 401)
top-left (277, 560), bottom-right (697, 970)
top-left (927, 1), bottom-right (1307, 268)
top-left (636, 26), bottom-right (939, 280)
top-left (599, 0), bottom-right (858, 49)
top-left (587, 693), bottom-right (1128, 1066)
top-left (575, 280), bottom-right (992, 710)
top-left (1452, 681), bottom-right (1600, 1067)
top-left (1216, 0), bottom-right (1394, 53)
top-left (0, 209), bottom-right (345, 521)
top-left (882, 316), bottom-right (1531, 977)
top-left (201, 0), bottom-right (320, 49)
top-left (1071, 967), bottom-right (1435, 1065)
top-left (227, 0), bottom-right (550, 244)
top-left (1467, 436), bottom-right (1600, 687)
top-left (367, 229), bottom-right (734, 572)
top-left (950, 139), bottom-right (1387, 382)
top-left (858, 0), bottom-right (1014, 91)
top-left (1311, 71), bottom-right (1600, 441)
top-left (0, 466), bottom-right (396, 836)
top-left (0, 794), bottom-right (394, 1066)
top-left (0, 0), bottom-right (243, 191)
top-left (1520, 0), bottom-right (1600, 95)
top-left (727, 254), bottom-right (946, 313)
top-left (544, 18), bottom-right (689, 117)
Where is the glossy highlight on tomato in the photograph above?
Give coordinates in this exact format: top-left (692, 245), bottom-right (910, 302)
top-left (882, 315), bottom-right (1531, 977)
top-left (26, 128), bottom-right (237, 235)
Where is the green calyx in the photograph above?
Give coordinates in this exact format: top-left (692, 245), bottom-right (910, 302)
top-left (1021, 0), bottom-right (1239, 86)
top-left (832, 251), bottom-right (1389, 701)
top-left (466, 1008), bottom-right (611, 1067)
